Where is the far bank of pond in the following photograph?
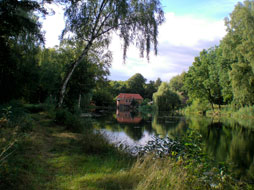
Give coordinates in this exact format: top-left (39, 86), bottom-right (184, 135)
top-left (92, 109), bottom-right (254, 183)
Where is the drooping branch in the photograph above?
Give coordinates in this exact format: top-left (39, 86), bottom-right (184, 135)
top-left (57, 0), bottom-right (164, 108)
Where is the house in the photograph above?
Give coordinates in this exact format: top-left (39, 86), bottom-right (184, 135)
top-left (116, 93), bottom-right (143, 108)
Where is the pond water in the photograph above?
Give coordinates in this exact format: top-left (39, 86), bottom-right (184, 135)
top-left (92, 109), bottom-right (254, 182)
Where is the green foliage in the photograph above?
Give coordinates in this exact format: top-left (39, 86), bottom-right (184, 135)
top-left (109, 80), bottom-right (129, 97)
top-left (169, 72), bottom-right (185, 93)
top-left (0, 104), bottom-right (40, 189)
top-left (37, 48), bottom-right (63, 102)
top-left (127, 73), bottom-right (147, 97)
top-left (109, 75), bottom-right (159, 101)
top-left (184, 99), bottom-right (210, 115)
top-left (63, 0), bottom-right (164, 62)
top-left (0, 0), bottom-right (46, 103)
top-left (232, 105), bottom-right (254, 119)
top-left (0, 108), bottom-right (136, 190)
top-left (139, 104), bottom-right (156, 115)
top-left (154, 77), bottom-right (162, 89)
top-left (61, 40), bottom-right (112, 108)
top-left (92, 88), bottom-right (115, 107)
top-left (184, 47), bottom-right (224, 110)
top-left (144, 80), bottom-right (157, 99)
top-left (221, 0), bottom-right (254, 106)
top-left (169, 72), bottom-right (188, 105)
top-left (182, 1), bottom-right (254, 110)
top-left (130, 99), bottom-right (139, 107)
top-left (24, 104), bottom-right (47, 113)
top-left (141, 98), bottom-right (151, 106)
top-left (57, 0), bottom-right (165, 107)
top-left (130, 128), bottom-right (252, 190)
top-left (153, 82), bottom-right (181, 111)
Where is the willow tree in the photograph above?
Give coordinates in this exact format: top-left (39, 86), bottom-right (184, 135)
top-left (57, 0), bottom-right (164, 107)
top-left (153, 82), bottom-right (181, 111)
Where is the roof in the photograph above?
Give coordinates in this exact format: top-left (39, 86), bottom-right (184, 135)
top-left (117, 93), bottom-right (143, 100)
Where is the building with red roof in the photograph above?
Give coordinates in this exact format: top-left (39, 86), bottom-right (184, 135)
top-left (116, 93), bottom-right (143, 107)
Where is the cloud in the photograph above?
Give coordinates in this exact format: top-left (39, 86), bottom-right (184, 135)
top-left (41, 7), bottom-right (228, 82)
top-left (108, 13), bottom-right (227, 82)
top-left (41, 4), bottom-right (65, 48)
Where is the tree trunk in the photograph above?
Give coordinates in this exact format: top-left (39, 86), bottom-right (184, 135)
top-left (211, 102), bottom-right (214, 111)
top-left (57, 43), bottom-right (92, 108)
top-left (78, 93), bottom-right (81, 109)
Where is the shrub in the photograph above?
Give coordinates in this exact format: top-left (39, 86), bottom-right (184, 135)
top-left (55, 109), bottom-right (87, 132)
top-left (24, 104), bottom-right (48, 113)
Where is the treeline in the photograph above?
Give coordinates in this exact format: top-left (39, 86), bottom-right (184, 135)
top-left (0, 33), bottom-right (111, 110)
top-left (0, 0), bottom-right (164, 110)
top-left (109, 74), bottom-right (162, 99)
top-left (168, 0), bottom-right (254, 113)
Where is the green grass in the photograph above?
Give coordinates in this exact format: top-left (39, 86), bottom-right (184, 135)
top-left (0, 108), bottom-right (136, 190)
top-left (1, 104), bottom-right (254, 190)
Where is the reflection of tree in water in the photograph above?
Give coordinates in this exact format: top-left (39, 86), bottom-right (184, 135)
top-left (189, 116), bottom-right (254, 182)
top-left (151, 113), bottom-right (187, 138)
top-left (123, 125), bottom-right (145, 141)
top-left (229, 127), bottom-right (254, 181)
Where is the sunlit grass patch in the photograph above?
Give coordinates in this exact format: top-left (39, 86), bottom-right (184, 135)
top-left (47, 148), bottom-right (135, 190)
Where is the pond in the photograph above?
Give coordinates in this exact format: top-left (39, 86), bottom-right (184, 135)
top-left (92, 109), bottom-right (254, 182)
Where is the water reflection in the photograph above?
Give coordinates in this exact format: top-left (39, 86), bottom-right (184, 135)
top-left (116, 109), bottom-right (142, 124)
top-left (92, 110), bottom-right (254, 182)
top-left (152, 113), bottom-right (187, 138)
top-left (186, 116), bottom-right (254, 182)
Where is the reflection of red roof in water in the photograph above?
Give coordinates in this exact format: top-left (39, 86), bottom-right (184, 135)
top-left (116, 110), bottom-right (142, 124)
top-left (117, 117), bottom-right (142, 124)
top-left (117, 93), bottom-right (143, 99)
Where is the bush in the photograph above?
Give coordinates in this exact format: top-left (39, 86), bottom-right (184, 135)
top-left (184, 99), bottom-right (210, 115)
top-left (233, 106), bottom-right (254, 119)
top-left (24, 104), bottom-right (46, 113)
top-left (55, 109), bottom-right (86, 132)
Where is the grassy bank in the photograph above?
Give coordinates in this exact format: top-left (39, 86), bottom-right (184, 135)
top-left (0, 104), bottom-right (136, 190)
top-left (183, 103), bottom-right (254, 128)
top-left (0, 103), bottom-right (253, 189)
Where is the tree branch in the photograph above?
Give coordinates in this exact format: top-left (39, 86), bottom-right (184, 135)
top-left (96, 21), bottom-right (134, 38)
top-left (95, 9), bottom-right (115, 37)
top-left (91, 0), bottom-right (109, 38)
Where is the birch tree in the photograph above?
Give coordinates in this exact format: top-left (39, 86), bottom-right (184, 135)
top-left (57, 0), bottom-right (164, 107)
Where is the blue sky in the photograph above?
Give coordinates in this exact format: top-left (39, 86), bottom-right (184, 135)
top-left (42, 0), bottom-right (244, 82)
top-left (161, 0), bottom-right (240, 20)
top-left (108, 0), bottom-right (243, 81)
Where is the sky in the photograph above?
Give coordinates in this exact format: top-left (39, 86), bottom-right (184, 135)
top-left (42, 0), bottom-right (244, 82)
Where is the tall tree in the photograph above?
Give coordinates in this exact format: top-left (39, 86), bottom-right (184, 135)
top-left (221, 0), bottom-right (254, 106)
top-left (109, 81), bottom-right (128, 97)
top-left (155, 77), bottom-right (162, 89)
top-left (0, 0), bottom-right (46, 103)
top-left (169, 72), bottom-right (188, 105)
top-left (144, 80), bottom-right (157, 99)
top-left (184, 47), bottom-right (224, 110)
top-left (169, 72), bottom-right (187, 95)
top-left (215, 47), bottom-right (233, 104)
top-left (57, 0), bottom-right (164, 107)
top-left (127, 73), bottom-right (147, 97)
